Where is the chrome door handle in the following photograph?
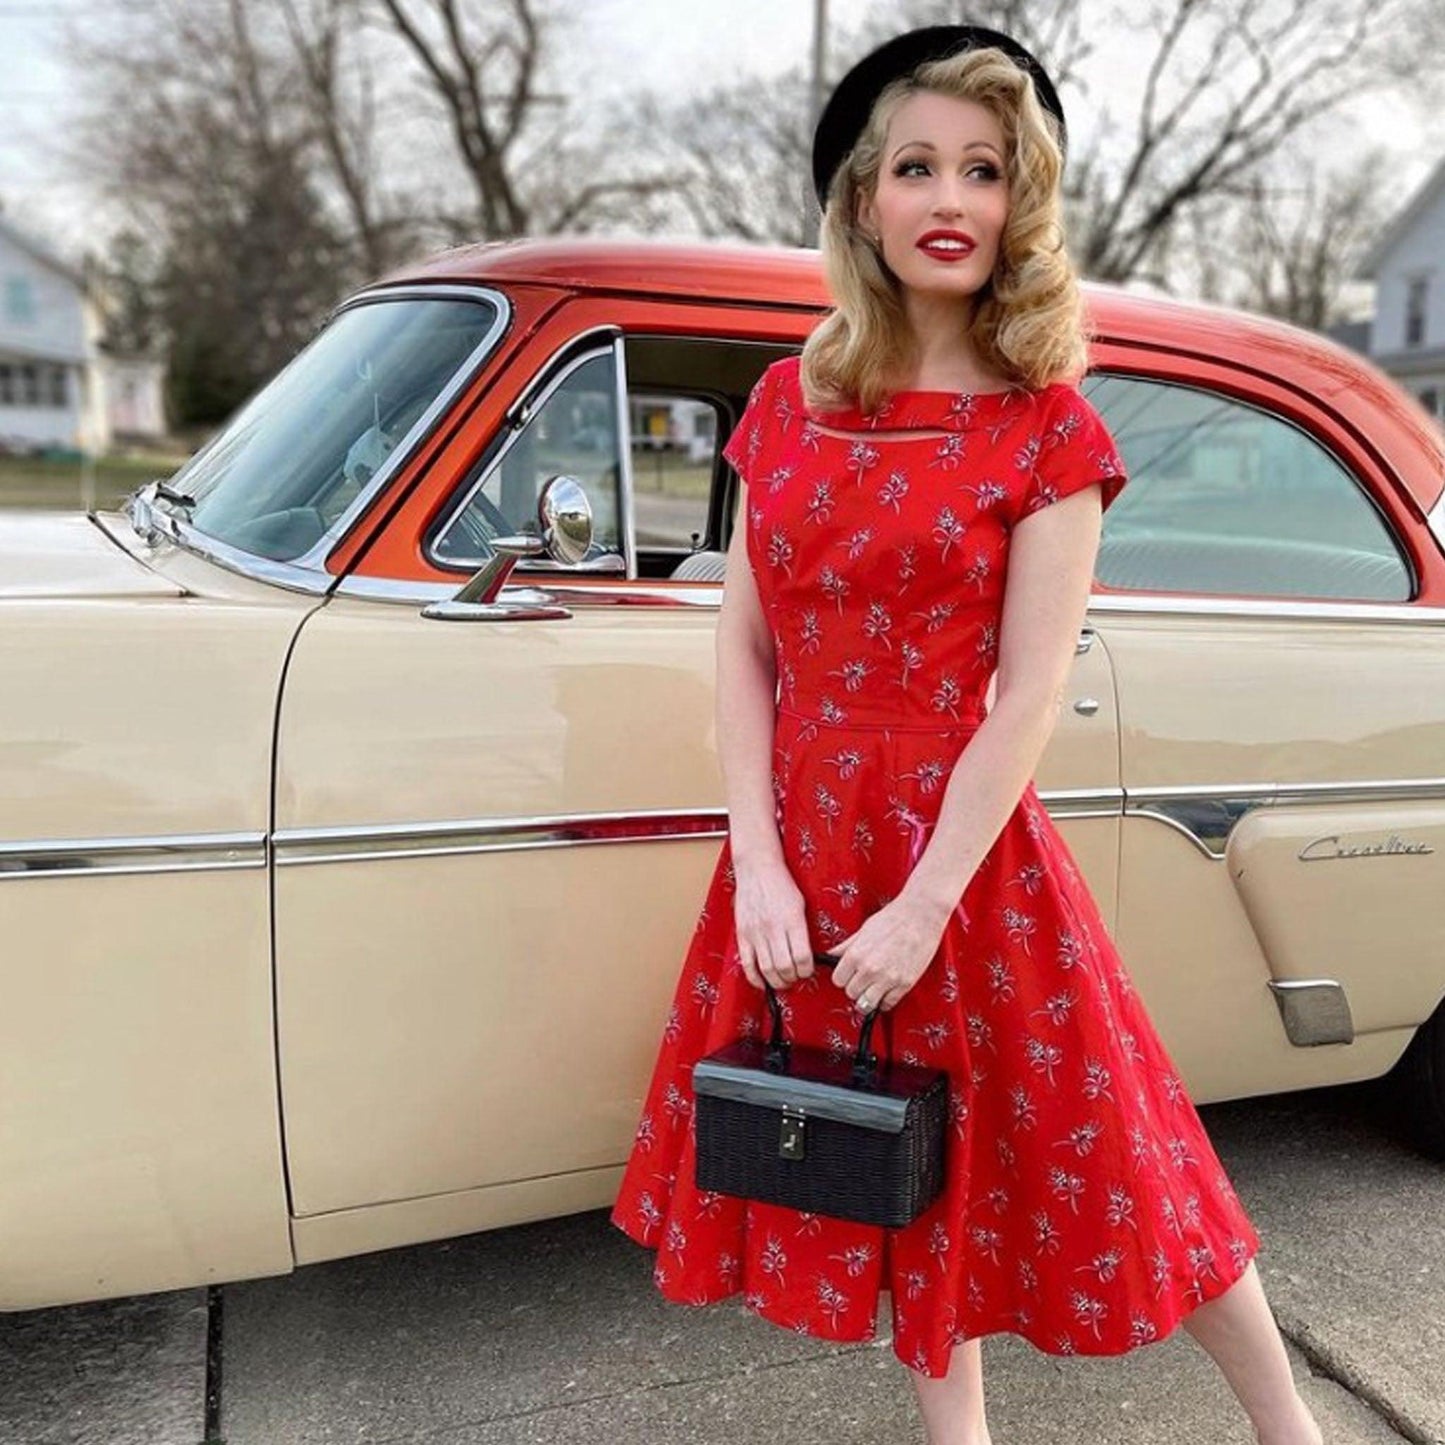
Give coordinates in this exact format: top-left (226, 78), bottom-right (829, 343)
top-left (1073, 697), bottom-right (1100, 716)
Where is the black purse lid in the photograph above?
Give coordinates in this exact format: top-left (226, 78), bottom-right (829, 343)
top-left (692, 1037), bottom-right (947, 1133)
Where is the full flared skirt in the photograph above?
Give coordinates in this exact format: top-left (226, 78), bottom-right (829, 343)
top-left (609, 710), bottom-right (1260, 1378)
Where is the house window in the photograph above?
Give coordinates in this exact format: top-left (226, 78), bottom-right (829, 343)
top-left (1421, 387), bottom-right (1440, 418)
top-left (18, 363), bottom-right (40, 405)
top-left (48, 366), bottom-right (67, 408)
top-left (4, 276), bottom-right (35, 325)
top-left (0, 362), bottom-right (12, 405)
top-left (1406, 276), bottom-right (1429, 348)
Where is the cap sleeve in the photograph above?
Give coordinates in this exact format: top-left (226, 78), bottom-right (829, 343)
top-left (1015, 385), bottom-right (1128, 525)
top-left (721, 365), bottom-right (776, 492)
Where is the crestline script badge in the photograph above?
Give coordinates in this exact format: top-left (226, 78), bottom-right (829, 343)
top-left (1298, 833), bottom-right (1436, 861)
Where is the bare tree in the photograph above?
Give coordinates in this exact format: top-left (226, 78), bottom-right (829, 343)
top-left (276, 0), bottom-right (417, 276)
top-left (1072, 0), bottom-right (1433, 284)
top-left (652, 0), bottom-right (1437, 325)
top-left (367, 0), bottom-right (684, 238)
top-left (1214, 150), bottom-right (1390, 328)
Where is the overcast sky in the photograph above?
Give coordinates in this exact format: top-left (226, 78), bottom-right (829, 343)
top-left (0, 0), bottom-right (1437, 276)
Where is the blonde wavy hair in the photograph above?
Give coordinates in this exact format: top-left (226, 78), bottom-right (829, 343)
top-left (800, 44), bottom-right (1091, 416)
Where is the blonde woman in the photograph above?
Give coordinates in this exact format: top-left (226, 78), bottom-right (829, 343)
top-left (611, 25), bottom-right (1323, 1445)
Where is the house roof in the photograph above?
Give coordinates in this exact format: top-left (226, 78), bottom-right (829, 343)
top-left (0, 212), bottom-right (86, 291)
top-left (1355, 153), bottom-right (1445, 280)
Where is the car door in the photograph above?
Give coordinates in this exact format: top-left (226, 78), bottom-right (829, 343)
top-left (1089, 367), bottom-right (1445, 1103)
top-left (270, 326), bottom-right (1128, 1239)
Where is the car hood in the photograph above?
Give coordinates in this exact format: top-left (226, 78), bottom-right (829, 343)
top-left (0, 510), bottom-right (183, 599)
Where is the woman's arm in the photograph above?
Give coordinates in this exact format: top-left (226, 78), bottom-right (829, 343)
top-left (715, 487), bottom-right (783, 873)
top-left (897, 484), bottom-right (1106, 930)
top-left (716, 483), bottom-right (819, 988)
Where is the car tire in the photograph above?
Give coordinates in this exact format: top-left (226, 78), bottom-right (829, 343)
top-left (1392, 998), bottom-right (1445, 1160)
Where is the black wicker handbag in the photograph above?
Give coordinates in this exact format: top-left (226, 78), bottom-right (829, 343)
top-left (692, 950), bottom-right (949, 1228)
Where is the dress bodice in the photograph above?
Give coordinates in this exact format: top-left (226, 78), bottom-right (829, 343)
top-left (721, 355), bottom-right (1127, 729)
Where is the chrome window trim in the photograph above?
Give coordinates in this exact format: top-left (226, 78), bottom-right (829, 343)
top-left (139, 285), bottom-right (511, 593)
top-left (1428, 487), bottom-right (1445, 556)
top-left (331, 570), bottom-right (1445, 625)
top-left (292, 285), bottom-right (512, 570)
top-left (426, 327), bottom-right (636, 579)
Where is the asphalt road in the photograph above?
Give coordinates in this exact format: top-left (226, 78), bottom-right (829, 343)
top-left (4, 1076), bottom-right (1442, 1445)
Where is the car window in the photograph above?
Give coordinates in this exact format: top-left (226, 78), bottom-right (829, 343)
top-left (1087, 374), bottom-right (1411, 602)
top-left (173, 294), bottom-right (503, 563)
top-left (630, 391), bottom-right (719, 549)
top-left (431, 347), bottom-right (625, 570)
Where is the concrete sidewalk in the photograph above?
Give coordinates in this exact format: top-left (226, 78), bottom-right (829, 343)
top-left (3, 1080), bottom-right (1440, 1444)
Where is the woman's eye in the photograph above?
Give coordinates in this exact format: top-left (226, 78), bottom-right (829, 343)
top-left (892, 160), bottom-right (1001, 180)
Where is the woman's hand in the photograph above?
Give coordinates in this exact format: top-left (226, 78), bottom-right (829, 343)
top-left (732, 856), bottom-right (815, 992)
top-left (827, 895), bottom-right (950, 1013)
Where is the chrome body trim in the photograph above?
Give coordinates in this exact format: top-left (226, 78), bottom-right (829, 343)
top-left (0, 792), bottom-right (1124, 876)
top-left (333, 575), bottom-right (725, 606)
top-left (10, 779), bottom-right (1442, 875)
top-left (273, 810), bottom-right (731, 865)
top-left (330, 572), bottom-right (1445, 623)
top-left (1266, 979), bottom-right (1356, 1047)
top-left (1126, 776), bottom-right (1445, 859)
top-left (0, 832), bottom-right (267, 880)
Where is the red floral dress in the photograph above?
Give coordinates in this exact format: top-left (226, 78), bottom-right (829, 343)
top-left (609, 354), bottom-right (1260, 1378)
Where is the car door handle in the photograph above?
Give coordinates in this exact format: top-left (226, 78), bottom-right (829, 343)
top-left (1073, 696), bottom-right (1101, 716)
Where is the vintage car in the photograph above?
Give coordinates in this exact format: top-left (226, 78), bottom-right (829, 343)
top-left (4, 238), bottom-right (1445, 1313)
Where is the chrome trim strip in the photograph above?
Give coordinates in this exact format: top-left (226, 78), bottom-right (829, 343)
top-left (12, 776), bottom-right (1435, 875)
top-left (1427, 488), bottom-right (1445, 557)
top-left (1086, 593), bottom-right (1445, 624)
top-left (613, 333), bottom-right (639, 581)
top-left (330, 571), bottom-right (1445, 623)
top-left (133, 286), bottom-right (511, 594)
top-left (333, 574), bottom-right (727, 606)
top-left (274, 790), bottom-right (1122, 866)
top-left (0, 832), bottom-right (267, 880)
top-left (1125, 776), bottom-right (1445, 859)
top-left (274, 810), bottom-right (731, 865)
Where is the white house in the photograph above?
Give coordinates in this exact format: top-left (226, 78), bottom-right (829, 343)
top-left (1354, 155), bottom-right (1445, 422)
top-left (0, 213), bottom-right (104, 451)
top-left (0, 213), bottom-right (167, 452)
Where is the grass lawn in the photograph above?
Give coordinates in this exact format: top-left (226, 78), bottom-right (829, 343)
top-left (0, 452), bottom-right (192, 513)
top-left (628, 451), bottom-right (712, 501)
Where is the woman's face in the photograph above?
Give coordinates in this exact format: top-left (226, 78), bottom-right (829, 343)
top-left (856, 89), bottom-right (1010, 305)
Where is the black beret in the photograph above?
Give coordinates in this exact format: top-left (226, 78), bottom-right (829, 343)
top-left (810, 24), bottom-right (1068, 211)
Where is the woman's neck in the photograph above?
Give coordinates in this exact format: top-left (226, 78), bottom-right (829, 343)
top-left (896, 288), bottom-right (1003, 391)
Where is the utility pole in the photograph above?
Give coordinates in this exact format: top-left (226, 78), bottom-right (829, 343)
top-left (801, 0), bottom-right (828, 248)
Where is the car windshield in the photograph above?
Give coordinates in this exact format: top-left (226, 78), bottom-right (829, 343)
top-left (165, 293), bottom-right (503, 563)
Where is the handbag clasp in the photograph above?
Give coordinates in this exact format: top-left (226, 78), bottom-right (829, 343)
top-left (778, 1105), bottom-right (806, 1160)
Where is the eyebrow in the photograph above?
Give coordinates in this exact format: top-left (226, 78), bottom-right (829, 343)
top-left (890, 140), bottom-right (1001, 161)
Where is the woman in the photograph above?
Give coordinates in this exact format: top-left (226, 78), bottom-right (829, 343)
top-left (611, 25), bottom-right (1324, 1445)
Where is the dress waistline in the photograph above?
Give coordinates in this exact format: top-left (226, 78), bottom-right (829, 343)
top-left (776, 702), bottom-right (988, 733)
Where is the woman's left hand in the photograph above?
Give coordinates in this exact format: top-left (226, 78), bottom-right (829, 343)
top-left (826, 895), bottom-right (949, 1013)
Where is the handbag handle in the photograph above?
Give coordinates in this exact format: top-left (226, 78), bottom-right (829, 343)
top-left (761, 949), bottom-right (894, 1088)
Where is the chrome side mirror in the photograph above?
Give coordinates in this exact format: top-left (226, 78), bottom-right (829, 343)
top-left (421, 474), bottom-right (595, 622)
